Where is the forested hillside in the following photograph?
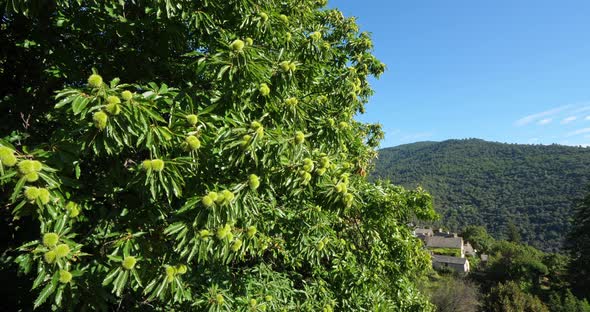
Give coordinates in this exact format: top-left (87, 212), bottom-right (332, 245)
top-left (372, 139), bottom-right (590, 251)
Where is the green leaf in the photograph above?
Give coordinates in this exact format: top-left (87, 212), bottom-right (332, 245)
top-left (110, 78), bottom-right (121, 88)
top-left (54, 94), bottom-right (76, 109)
top-left (33, 278), bottom-right (55, 309)
top-left (32, 271), bottom-right (47, 290)
top-left (71, 96), bottom-right (88, 115)
top-left (102, 267), bottom-right (121, 286)
top-left (132, 269), bottom-right (143, 287)
top-left (153, 277), bottom-right (168, 299)
top-left (74, 161), bottom-right (81, 179)
top-left (9, 176), bottom-right (27, 202)
top-left (115, 270), bottom-right (129, 297)
top-left (198, 103), bottom-right (218, 115)
top-left (164, 222), bottom-right (186, 235)
top-left (176, 196), bottom-right (201, 214)
top-left (54, 286), bottom-right (64, 307)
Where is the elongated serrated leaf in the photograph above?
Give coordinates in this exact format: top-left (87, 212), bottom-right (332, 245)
top-left (177, 197), bottom-right (200, 214)
top-left (32, 271), bottom-right (47, 290)
top-left (102, 267), bottom-right (121, 286)
top-left (115, 270), bottom-right (129, 297)
top-left (144, 278), bottom-right (157, 294)
top-left (54, 286), bottom-right (64, 307)
top-left (154, 277), bottom-right (168, 299)
top-left (132, 269), bottom-right (142, 287)
top-left (123, 240), bottom-right (131, 257)
top-left (54, 94), bottom-right (76, 109)
top-left (71, 96), bottom-right (88, 115)
top-left (33, 279), bottom-right (55, 309)
top-left (10, 176), bottom-right (27, 202)
top-left (12, 200), bottom-right (27, 215)
top-left (55, 89), bottom-right (80, 100)
top-left (164, 222), bottom-right (186, 235)
top-left (198, 103), bottom-right (218, 115)
top-left (0, 170), bottom-right (17, 182)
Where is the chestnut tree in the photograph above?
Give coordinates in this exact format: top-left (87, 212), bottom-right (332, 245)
top-left (0, 0), bottom-right (437, 310)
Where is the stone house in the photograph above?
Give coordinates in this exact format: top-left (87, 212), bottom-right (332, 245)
top-left (425, 236), bottom-right (465, 258)
top-left (412, 227), bottom-right (473, 274)
top-left (433, 228), bottom-right (457, 238)
top-left (413, 228), bottom-right (434, 242)
top-left (432, 254), bottom-right (470, 274)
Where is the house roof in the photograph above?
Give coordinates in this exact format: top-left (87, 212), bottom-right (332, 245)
top-left (464, 242), bottom-right (475, 253)
top-left (425, 236), bottom-right (463, 249)
top-left (432, 255), bottom-right (468, 265)
top-left (433, 232), bottom-right (457, 238)
top-left (414, 228), bottom-right (433, 236)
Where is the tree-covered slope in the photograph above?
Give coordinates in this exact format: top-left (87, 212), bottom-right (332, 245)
top-left (372, 138), bottom-right (590, 251)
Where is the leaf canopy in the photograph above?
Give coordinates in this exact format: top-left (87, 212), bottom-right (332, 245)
top-left (0, 0), bottom-right (436, 310)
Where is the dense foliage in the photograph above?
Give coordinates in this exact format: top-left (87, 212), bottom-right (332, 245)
top-left (463, 226), bottom-right (589, 311)
top-left (418, 273), bottom-right (479, 312)
top-left (423, 225), bottom-right (590, 311)
top-left (481, 281), bottom-right (549, 312)
top-left (372, 138), bottom-right (590, 251)
top-left (461, 225), bottom-right (494, 252)
top-left (566, 187), bottom-right (590, 300)
top-left (0, 1), bottom-right (438, 310)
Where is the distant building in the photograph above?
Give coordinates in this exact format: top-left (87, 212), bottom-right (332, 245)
top-left (412, 227), bottom-right (474, 273)
top-left (432, 254), bottom-right (470, 274)
top-left (425, 236), bottom-right (465, 257)
top-left (434, 228), bottom-right (457, 238)
top-left (413, 228), bottom-right (433, 239)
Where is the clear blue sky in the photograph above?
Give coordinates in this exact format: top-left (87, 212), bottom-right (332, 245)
top-left (330, 0), bottom-right (590, 148)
